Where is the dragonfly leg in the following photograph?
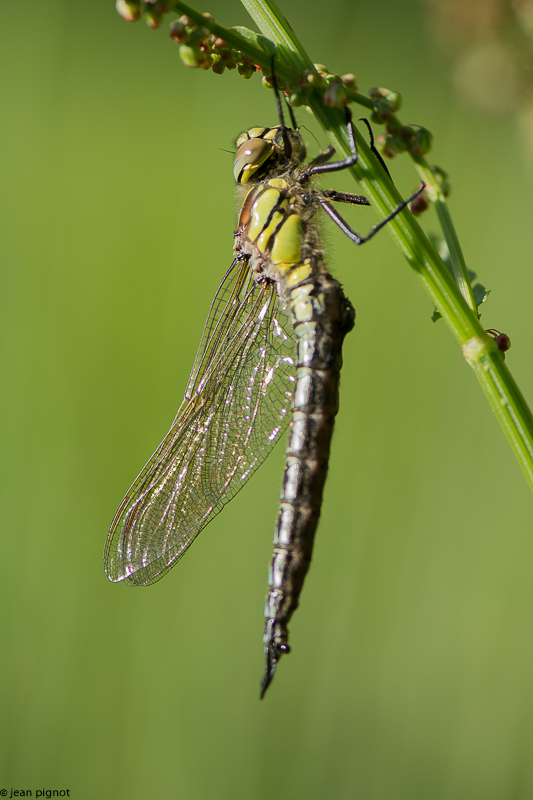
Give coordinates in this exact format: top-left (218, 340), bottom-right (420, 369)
top-left (269, 56), bottom-right (298, 157)
top-left (358, 116), bottom-right (393, 180)
top-left (322, 189), bottom-right (370, 206)
top-left (306, 144), bottom-right (336, 169)
top-left (298, 107), bottom-right (359, 181)
top-left (319, 182), bottom-right (425, 245)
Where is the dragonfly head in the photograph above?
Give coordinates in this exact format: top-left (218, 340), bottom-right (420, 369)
top-left (234, 126), bottom-right (306, 184)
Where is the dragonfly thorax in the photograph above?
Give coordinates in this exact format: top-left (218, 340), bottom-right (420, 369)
top-left (233, 126), bottom-right (306, 184)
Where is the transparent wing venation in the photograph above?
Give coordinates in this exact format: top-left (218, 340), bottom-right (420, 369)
top-left (104, 257), bottom-right (297, 586)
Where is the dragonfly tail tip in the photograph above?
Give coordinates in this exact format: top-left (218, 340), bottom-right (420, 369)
top-left (259, 644), bottom-right (278, 699)
top-left (260, 639), bottom-right (292, 699)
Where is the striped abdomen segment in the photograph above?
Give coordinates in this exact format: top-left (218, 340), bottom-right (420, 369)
top-left (261, 277), bottom-right (355, 696)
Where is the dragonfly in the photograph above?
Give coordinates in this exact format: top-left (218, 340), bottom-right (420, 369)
top-left (104, 76), bottom-right (422, 697)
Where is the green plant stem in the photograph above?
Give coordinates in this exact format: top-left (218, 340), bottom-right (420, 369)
top-left (241, 0), bottom-right (533, 491)
top-left (411, 155), bottom-right (477, 313)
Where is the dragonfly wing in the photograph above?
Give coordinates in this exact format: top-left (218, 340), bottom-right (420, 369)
top-left (104, 258), bottom-right (297, 586)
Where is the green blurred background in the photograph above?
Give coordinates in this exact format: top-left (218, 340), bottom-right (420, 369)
top-left (2, 0), bottom-right (533, 797)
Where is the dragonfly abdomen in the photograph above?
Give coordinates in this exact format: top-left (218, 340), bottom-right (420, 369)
top-left (261, 274), bottom-right (354, 696)
top-left (235, 165), bottom-right (356, 696)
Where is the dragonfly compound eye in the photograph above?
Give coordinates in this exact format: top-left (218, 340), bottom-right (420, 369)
top-left (234, 137), bottom-right (275, 184)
